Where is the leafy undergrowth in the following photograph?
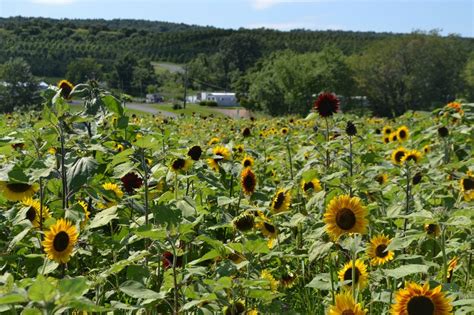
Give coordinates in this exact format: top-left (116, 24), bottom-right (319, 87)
top-left (0, 82), bottom-right (472, 314)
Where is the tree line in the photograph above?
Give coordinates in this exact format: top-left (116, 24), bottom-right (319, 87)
top-left (0, 17), bottom-right (473, 116)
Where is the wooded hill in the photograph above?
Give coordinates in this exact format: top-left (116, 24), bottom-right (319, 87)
top-left (2, 16), bottom-right (463, 78)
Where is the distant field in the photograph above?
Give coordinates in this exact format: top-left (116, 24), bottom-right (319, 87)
top-left (151, 61), bottom-right (184, 74)
top-left (153, 102), bottom-right (227, 116)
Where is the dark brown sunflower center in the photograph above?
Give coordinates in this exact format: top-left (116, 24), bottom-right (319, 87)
top-left (53, 231), bottom-right (70, 252)
top-left (317, 97), bottom-right (338, 117)
top-left (395, 151), bottom-right (405, 162)
top-left (343, 267), bottom-right (360, 284)
top-left (407, 296), bottom-right (435, 315)
top-left (187, 146), bottom-right (202, 161)
top-left (303, 182), bottom-right (314, 191)
top-left (405, 154), bottom-right (417, 162)
top-left (384, 137), bottom-right (390, 143)
top-left (243, 159), bottom-right (252, 167)
top-left (273, 192), bottom-right (286, 209)
top-left (234, 215), bottom-right (254, 232)
top-left (264, 222), bottom-right (276, 234)
top-left (399, 130), bottom-right (407, 138)
top-left (375, 244), bottom-right (388, 258)
top-left (172, 158), bottom-right (185, 170)
top-left (342, 311), bottom-right (355, 315)
top-left (336, 208), bottom-right (356, 230)
top-left (462, 178), bottom-right (474, 190)
top-left (6, 183), bottom-right (32, 193)
top-left (426, 224), bottom-right (437, 234)
top-left (26, 207), bottom-right (36, 222)
top-left (243, 174), bottom-right (256, 192)
top-left (384, 129), bottom-right (392, 135)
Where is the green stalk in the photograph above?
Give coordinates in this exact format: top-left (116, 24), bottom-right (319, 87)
top-left (328, 254), bottom-right (336, 304)
top-left (285, 138), bottom-right (294, 181)
top-left (402, 164), bottom-right (411, 237)
top-left (351, 236), bottom-right (357, 300)
top-left (325, 117), bottom-right (330, 169)
top-left (441, 226), bottom-right (448, 283)
top-left (349, 135), bottom-right (353, 196)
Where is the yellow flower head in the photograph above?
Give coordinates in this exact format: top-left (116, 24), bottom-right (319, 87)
top-left (391, 147), bottom-right (408, 165)
top-left (338, 259), bottom-right (369, 289)
top-left (328, 290), bottom-right (367, 315)
top-left (367, 235), bottom-right (395, 266)
top-left (324, 195), bottom-right (368, 240)
top-left (270, 189), bottom-right (291, 213)
top-left (401, 150), bottom-right (422, 164)
top-left (42, 218), bottom-right (79, 264)
top-left (242, 156), bottom-right (254, 168)
top-left (241, 167), bottom-right (257, 195)
top-left (397, 125), bottom-right (409, 142)
top-left (460, 172), bottom-right (474, 201)
top-left (391, 282), bottom-right (452, 315)
top-left (301, 178), bottom-right (322, 195)
top-left (261, 270), bottom-right (278, 292)
top-left (0, 182), bottom-right (39, 202)
top-left (21, 197), bottom-right (51, 229)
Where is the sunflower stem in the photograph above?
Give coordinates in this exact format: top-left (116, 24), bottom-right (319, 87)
top-left (170, 237), bottom-right (179, 315)
top-left (441, 225), bottom-right (448, 283)
top-left (328, 253), bottom-right (336, 305)
top-left (285, 138), bottom-right (294, 181)
top-left (140, 149), bottom-right (150, 263)
top-left (59, 123), bottom-right (68, 210)
top-left (402, 165), bottom-right (411, 237)
top-left (325, 117), bottom-right (330, 169)
top-left (39, 177), bottom-right (44, 233)
top-left (351, 235), bottom-right (357, 300)
top-left (349, 135), bottom-right (353, 197)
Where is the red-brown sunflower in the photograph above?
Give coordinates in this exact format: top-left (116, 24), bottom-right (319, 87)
top-left (313, 92), bottom-right (340, 118)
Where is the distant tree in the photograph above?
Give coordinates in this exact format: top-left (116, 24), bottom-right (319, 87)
top-left (132, 59), bottom-right (157, 96)
top-left (461, 53), bottom-right (474, 101)
top-left (350, 33), bottom-right (469, 116)
top-left (66, 57), bottom-right (103, 84)
top-left (0, 58), bottom-right (40, 112)
top-left (110, 54), bottom-right (137, 93)
top-left (244, 47), bottom-right (353, 115)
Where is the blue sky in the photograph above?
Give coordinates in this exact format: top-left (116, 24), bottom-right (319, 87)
top-left (1, 0), bottom-right (472, 37)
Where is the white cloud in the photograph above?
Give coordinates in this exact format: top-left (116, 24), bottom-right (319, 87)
top-left (248, 21), bottom-right (344, 31)
top-left (250, 0), bottom-right (331, 10)
top-left (30, 0), bottom-right (76, 5)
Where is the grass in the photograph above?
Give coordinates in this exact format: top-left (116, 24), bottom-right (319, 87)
top-left (153, 103), bottom-right (227, 117)
top-left (151, 61), bottom-right (184, 74)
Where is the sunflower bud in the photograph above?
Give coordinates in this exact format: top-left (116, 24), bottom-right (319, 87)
top-left (345, 121), bottom-right (357, 136)
top-left (438, 126), bottom-right (449, 138)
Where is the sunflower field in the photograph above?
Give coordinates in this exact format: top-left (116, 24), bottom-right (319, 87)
top-left (0, 82), bottom-right (473, 314)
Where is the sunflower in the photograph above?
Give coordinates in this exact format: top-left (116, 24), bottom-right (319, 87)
top-left (412, 172), bottom-right (423, 185)
top-left (328, 290), bottom-right (367, 315)
top-left (383, 125), bottom-right (393, 136)
top-left (242, 127), bottom-right (251, 137)
top-left (314, 92), bottom-right (340, 117)
top-left (78, 200), bottom-right (90, 229)
top-left (346, 121), bottom-right (357, 136)
top-left (447, 257), bottom-right (458, 283)
top-left (391, 282), bottom-right (452, 315)
top-left (48, 147), bottom-right (57, 155)
top-left (208, 137), bottom-right (220, 145)
top-left (391, 147), bottom-right (408, 165)
top-left (367, 235), bottom-right (394, 266)
top-left (446, 101), bottom-right (463, 116)
top-left (187, 145), bottom-right (202, 161)
top-left (270, 189), bottom-right (291, 213)
top-left (338, 259), bottom-right (368, 289)
top-left (242, 156), bottom-right (254, 168)
top-left (383, 136), bottom-right (391, 144)
top-left (234, 144), bottom-right (245, 154)
top-left (227, 252), bottom-right (246, 264)
top-left (423, 145), bottom-right (431, 154)
top-left (280, 127), bottom-right (289, 135)
top-left (397, 126), bottom-right (409, 142)
top-left (0, 182), bottom-right (39, 202)
top-left (120, 172), bottom-right (143, 194)
top-left (171, 158), bottom-right (192, 172)
top-left (100, 182), bottom-right (123, 208)
top-left (257, 219), bottom-right (277, 239)
top-left (20, 197), bottom-right (51, 228)
top-left (207, 146), bottom-right (231, 172)
top-left (438, 126), bottom-right (449, 138)
top-left (280, 271), bottom-right (297, 288)
top-left (261, 270), bottom-right (278, 292)
top-left (459, 172), bottom-right (474, 201)
top-left (115, 143), bottom-right (125, 152)
top-left (162, 251), bottom-right (183, 270)
top-left (390, 132), bottom-right (399, 142)
top-left (241, 167), bottom-right (257, 195)
top-left (58, 80), bottom-right (74, 99)
top-left (401, 150), bottom-right (422, 164)
top-left (324, 195), bottom-right (368, 240)
top-left (223, 301), bottom-right (245, 315)
top-left (233, 212), bottom-right (255, 232)
top-left (375, 173), bottom-right (388, 185)
top-left (42, 218), bottom-right (78, 264)
top-left (301, 178), bottom-right (322, 195)
top-left (424, 223), bottom-right (441, 237)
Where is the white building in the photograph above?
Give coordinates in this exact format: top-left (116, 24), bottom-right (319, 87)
top-left (199, 92), bottom-right (238, 107)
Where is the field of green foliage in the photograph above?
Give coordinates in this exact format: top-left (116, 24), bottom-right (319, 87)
top-left (0, 81), bottom-right (472, 314)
